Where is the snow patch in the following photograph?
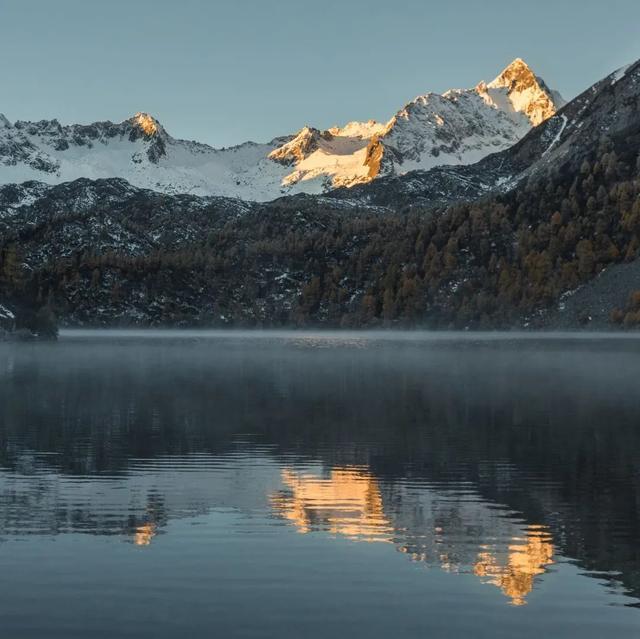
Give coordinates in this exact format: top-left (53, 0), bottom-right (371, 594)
top-left (542, 114), bottom-right (568, 157)
top-left (0, 304), bottom-right (15, 320)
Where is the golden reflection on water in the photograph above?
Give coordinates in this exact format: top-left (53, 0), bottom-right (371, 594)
top-left (272, 466), bottom-right (554, 606)
top-left (473, 526), bottom-right (554, 606)
top-left (271, 467), bottom-right (393, 542)
top-left (134, 522), bottom-right (157, 546)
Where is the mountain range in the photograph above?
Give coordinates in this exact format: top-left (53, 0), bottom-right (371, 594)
top-left (0, 59), bottom-right (563, 201)
top-left (1, 55), bottom-right (640, 334)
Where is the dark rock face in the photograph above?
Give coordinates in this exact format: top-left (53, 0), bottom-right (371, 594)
top-left (268, 127), bottom-right (325, 166)
top-left (146, 136), bottom-right (167, 164)
top-left (29, 156), bottom-right (59, 173)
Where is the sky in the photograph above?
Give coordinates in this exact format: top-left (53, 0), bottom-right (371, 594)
top-left (1, 0), bottom-right (639, 148)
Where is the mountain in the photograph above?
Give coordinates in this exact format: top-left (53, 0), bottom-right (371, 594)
top-left (332, 60), bottom-right (639, 209)
top-left (0, 59), bottom-right (562, 201)
top-left (1, 57), bottom-right (639, 330)
top-left (0, 112), bottom-right (291, 200)
top-left (363, 58), bottom-right (564, 177)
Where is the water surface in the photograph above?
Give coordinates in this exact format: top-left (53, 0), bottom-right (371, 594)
top-left (1, 331), bottom-right (639, 637)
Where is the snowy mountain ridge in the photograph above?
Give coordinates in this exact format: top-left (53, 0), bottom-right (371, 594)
top-left (0, 59), bottom-right (563, 201)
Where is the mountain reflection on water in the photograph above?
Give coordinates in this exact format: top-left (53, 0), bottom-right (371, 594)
top-left (271, 466), bottom-right (554, 606)
top-left (0, 332), bottom-right (639, 636)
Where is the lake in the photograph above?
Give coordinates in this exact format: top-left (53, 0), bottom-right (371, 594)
top-left (0, 331), bottom-right (639, 638)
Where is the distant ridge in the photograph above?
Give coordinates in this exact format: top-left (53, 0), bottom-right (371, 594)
top-left (0, 59), bottom-right (563, 201)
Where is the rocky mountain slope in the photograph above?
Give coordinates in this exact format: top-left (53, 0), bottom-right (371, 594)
top-left (0, 60), bottom-right (562, 201)
top-left (332, 59), bottom-right (639, 209)
top-left (365, 58), bottom-right (563, 176)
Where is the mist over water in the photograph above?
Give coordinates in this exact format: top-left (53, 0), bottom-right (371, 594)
top-left (1, 332), bottom-right (639, 638)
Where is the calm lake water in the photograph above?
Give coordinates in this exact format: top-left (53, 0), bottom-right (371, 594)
top-left (1, 331), bottom-right (639, 638)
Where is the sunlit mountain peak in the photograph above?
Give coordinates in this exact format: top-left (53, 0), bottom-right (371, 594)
top-left (131, 112), bottom-right (161, 137)
top-left (485, 57), bottom-right (564, 126)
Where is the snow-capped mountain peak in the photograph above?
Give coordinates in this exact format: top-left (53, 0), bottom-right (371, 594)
top-left (267, 120), bottom-right (389, 189)
top-left (130, 112), bottom-right (164, 138)
top-left (360, 58), bottom-right (564, 179)
top-left (268, 126), bottom-right (325, 165)
top-left (327, 120), bottom-right (387, 138)
top-left (0, 58), bottom-right (564, 201)
top-left (489, 57), bottom-right (533, 84)
top-left (485, 58), bottom-right (564, 126)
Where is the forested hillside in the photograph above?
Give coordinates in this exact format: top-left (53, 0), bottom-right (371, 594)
top-left (1, 130), bottom-right (638, 329)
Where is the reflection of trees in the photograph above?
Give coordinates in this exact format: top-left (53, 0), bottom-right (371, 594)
top-left (0, 463), bottom-right (170, 544)
top-left (0, 340), bottom-right (639, 600)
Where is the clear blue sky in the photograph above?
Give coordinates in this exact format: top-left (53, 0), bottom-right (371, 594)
top-left (2, 0), bottom-right (639, 147)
